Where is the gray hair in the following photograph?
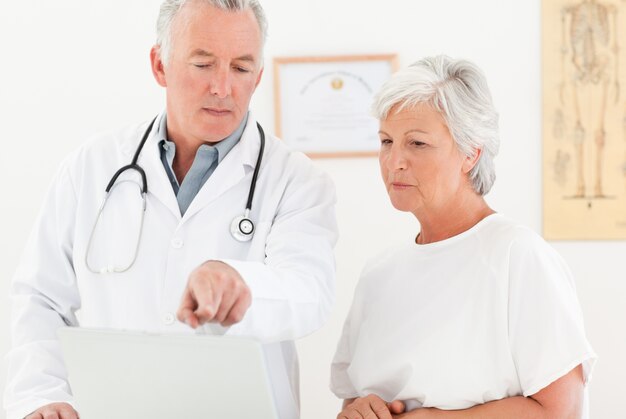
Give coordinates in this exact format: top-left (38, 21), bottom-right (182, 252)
top-left (372, 55), bottom-right (500, 195)
top-left (156, 0), bottom-right (268, 65)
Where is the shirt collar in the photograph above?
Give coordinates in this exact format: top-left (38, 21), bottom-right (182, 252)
top-left (156, 112), bottom-right (249, 164)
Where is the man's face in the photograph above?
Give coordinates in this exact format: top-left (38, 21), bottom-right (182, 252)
top-left (152, 2), bottom-right (263, 144)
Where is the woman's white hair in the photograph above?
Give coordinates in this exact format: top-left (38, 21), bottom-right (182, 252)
top-left (372, 55), bottom-right (500, 195)
top-left (156, 0), bottom-right (268, 65)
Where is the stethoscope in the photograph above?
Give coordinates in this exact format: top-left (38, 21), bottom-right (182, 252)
top-left (85, 115), bottom-right (265, 274)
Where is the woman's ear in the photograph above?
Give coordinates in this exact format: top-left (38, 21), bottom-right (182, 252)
top-left (463, 148), bottom-right (482, 174)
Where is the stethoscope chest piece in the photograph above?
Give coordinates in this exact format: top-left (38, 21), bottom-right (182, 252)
top-left (230, 211), bottom-right (255, 242)
top-left (86, 116), bottom-right (267, 273)
top-left (229, 121), bottom-right (265, 243)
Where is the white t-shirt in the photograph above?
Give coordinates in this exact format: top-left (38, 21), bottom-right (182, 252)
top-left (330, 214), bottom-right (596, 412)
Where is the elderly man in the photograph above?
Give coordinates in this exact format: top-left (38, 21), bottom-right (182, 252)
top-left (3, 1), bottom-right (337, 418)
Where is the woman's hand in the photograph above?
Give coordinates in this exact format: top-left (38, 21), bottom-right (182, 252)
top-left (338, 395), bottom-right (402, 419)
top-left (388, 401), bottom-right (437, 418)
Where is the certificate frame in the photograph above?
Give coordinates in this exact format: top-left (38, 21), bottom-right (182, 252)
top-left (273, 54), bottom-right (399, 158)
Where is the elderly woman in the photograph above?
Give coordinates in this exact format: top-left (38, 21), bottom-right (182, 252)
top-left (330, 56), bottom-right (596, 419)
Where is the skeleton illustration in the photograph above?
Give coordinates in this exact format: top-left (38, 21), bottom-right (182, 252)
top-left (554, 149), bottom-right (572, 186)
top-left (553, 108), bottom-right (566, 139)
top-left (560, 0), bottom-right (620, 198)
top-left (622, 102), bottom-right (626, 182)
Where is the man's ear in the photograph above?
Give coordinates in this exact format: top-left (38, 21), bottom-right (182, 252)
top-left (254, 66), bottom-right (264, 89)
top-left (463, 147), bottom-right (482, 174)
top-left (150, 45), bottom-right (167, 88)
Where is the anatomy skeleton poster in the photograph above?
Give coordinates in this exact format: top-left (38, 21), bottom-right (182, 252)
top-left (543, 0), bottom-right (626, 239)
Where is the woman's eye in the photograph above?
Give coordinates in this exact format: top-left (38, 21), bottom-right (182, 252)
top-left (193, 64), bottom-right (209, 68)
top-left (380, 139), bottom-right (392, 145)
top-left (410, 140), bottom-right (426, 147)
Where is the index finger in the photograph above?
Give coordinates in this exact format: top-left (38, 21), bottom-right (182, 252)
top-left (190, 280), bottom-right (223, 325)
top-left (177, 286), bottom-right (200, 328)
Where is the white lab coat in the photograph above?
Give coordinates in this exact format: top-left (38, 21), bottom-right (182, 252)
top-left (4, 112), bottom-right (338, 419)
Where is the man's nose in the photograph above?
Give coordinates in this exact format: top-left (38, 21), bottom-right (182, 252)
top-left (209, 66), bottom-right (232, 98)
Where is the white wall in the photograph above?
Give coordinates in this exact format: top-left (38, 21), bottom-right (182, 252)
top-left (0, 1), bottom-right (623, 418)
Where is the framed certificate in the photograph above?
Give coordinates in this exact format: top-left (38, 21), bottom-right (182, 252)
top-left (273, 54), bottom-right (398, 158)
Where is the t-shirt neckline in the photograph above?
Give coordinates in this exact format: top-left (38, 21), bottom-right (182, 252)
top-left (413, 213), bottom-right (502, 250)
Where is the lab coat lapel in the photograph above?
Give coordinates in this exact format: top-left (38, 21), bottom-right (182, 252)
top-left (182, 116), bottom-right (261, 222)
top-left (124, 116), bottom-right (181, 219)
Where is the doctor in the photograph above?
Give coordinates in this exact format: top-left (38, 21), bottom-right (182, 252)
top-left (3, 1), bottom-right (338, 419)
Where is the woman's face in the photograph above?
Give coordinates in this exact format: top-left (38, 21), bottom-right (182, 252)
top-left (378, 103), bottom-right (476, 216)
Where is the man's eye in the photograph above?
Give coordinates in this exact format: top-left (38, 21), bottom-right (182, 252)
top-left (234, 66), bottom-right (251, 73)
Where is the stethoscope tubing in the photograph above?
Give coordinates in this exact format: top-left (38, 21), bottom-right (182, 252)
top-left (85, 115), bottom-right (265, 274)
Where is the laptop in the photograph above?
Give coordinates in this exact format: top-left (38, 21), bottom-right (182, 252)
top-left (57, 327), bottom-right (279, 419)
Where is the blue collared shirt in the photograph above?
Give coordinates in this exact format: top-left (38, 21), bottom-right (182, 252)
top-left (157, 113), bottom-right (248, 216)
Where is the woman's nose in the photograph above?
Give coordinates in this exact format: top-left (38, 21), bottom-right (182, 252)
top-left (386, 145), bottom-right (408, 171)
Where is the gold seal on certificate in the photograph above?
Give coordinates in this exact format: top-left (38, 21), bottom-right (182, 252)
top-left (331, 78), bottom-right (344, 90)
top-left (274, 55), bottom-right (398, 158)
